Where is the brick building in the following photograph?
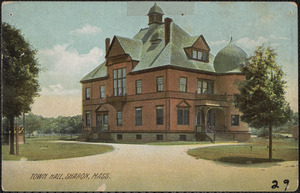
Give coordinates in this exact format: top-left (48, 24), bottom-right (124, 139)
top-left (80, 3), bottom-right (251, 142)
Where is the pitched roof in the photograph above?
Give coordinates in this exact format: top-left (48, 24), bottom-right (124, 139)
top-left (82, 18), bottom-right (220, 83)
top-left (131, 22), bottom-right (215, 72)
top-left (116, 36), bottom-right (143, 61)
top-left (80, 61), bottom-right (107, 82)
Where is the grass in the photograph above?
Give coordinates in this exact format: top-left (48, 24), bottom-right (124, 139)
top-left (2, 136), bottom-right (114, 161)
top-left (146, 140), bottom-right (238, 146)
top-left (187, 138), bottom-right (298, 164)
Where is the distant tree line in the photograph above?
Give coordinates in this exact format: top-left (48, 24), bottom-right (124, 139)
top-left (251, 112), bottom-right (298, 137)
top-left (3, 114), bottom-right (83, 136)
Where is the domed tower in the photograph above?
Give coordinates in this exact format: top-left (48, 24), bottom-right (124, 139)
top-left (213, 37), bottom-right (247, 73)
top-left (147, 3), bottom-right (164, 25)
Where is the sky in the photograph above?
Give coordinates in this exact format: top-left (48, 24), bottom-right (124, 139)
top-left (2, 1), bottom-right (298, 117)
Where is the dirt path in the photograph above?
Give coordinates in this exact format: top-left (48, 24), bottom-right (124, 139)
top-left (2, 142), bottom-right (298, 191)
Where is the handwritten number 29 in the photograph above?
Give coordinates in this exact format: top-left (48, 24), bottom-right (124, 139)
top-left (272, 179), bottom-right (289, 191)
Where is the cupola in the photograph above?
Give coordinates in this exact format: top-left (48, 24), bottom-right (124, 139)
top-left (147, 3), bottom-right (164, 25)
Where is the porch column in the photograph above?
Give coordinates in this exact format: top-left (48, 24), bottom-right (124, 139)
top-left (223, 107), bottom-right (228, 132)
top-left (203, 107), bottom-right (208, 133)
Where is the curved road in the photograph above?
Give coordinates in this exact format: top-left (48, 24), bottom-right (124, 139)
top-left (2, 142), bottom-right (298, 191)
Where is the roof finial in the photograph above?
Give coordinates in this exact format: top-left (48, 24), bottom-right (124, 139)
top-left (229, 31), bottom-right (233, 45)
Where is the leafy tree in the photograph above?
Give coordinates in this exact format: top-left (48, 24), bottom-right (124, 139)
top-left (2, 23), bottom-right (40, 154)
top-left (234, 45), bottom-right (292, 162)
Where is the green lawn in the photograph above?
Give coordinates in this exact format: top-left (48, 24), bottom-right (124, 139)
top-left (2, 136), bottom-right (114, 161)
top-left (187, 138), bottom-right (298, 164)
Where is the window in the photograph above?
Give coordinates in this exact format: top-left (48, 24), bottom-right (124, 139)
top-left (86, 112), bottom-right (91, 127)
top-left (136, 134), bottom-right (142, 140)
top-left (156, 77), bottom-right (163, 92)
top-left (156, 106), bottom-right (164, 125)
top-left (117, 111), bottom-right (122, 126)
top-left (100, 86), bottom-right (105, 99)
top-left (177, 108), bottom-right (189, 125)
top-left (113, 68), bottom-right (126, 96)
top-left (179, 77), bottom-right (187, 92)
top-left (203, 52), bottom-right (208, 61)
top-left (86, 88), bottom-right (90, 100)
top-left (191, 49), bottom-right (209, 62)
top-left (197, 51), bottom-right (202, 60)
top-left (117, 134), bottom-right (122, 140)
top-left (196, 110), bottom-right (205, 126)
top-left (231, 115), bottom-right (240, 126)
top-left (135, 108), bottom-right (142, 126)
top-left (197, 79), bottom-right (214, 94)
top-left (136, 80), bottom-right (142, 94)
top-left (179, 135), bottom-right (187, 141)
top-left (192, 50), bottom-right (197, 58)
top-left (156, 134), bottom-right (163, 140)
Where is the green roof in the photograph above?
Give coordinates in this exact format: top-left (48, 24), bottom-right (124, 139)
top-left (213, 39), bottom-right (247, 73)
top-left (148, 3), bottom-right (164, 15)
top-left (116, 36), bottom-right (143, 61)
top-left (80, 61), bottom-right (107, 82)
top-left (82, 15), bottom-right (247, 83)
top-left (131, 22), bottom-right (215, 73)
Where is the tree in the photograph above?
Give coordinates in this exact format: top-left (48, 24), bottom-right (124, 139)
top-left (234, 45), bottom-right (292, 161)
top-left (2, 23), bottom-right (40, 154)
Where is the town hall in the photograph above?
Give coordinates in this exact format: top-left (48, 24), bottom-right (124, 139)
top-left (79, 3), bottom-right (250, 142)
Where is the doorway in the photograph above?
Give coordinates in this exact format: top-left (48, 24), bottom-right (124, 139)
top-left (97, 113), bottom-right (109, 132)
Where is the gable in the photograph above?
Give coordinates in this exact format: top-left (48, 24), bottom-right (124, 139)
top-left (106, 36), bottom-right (126, 58)
top-left (95, 104), bottom-right (110, 112)
top-left (176, 100), bottom-right (191, 108)
top-left (192, 35), bottom-right (210, 51)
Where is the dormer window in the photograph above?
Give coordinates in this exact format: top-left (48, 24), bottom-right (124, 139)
top-left (192, 49), bottom-right (209, 62)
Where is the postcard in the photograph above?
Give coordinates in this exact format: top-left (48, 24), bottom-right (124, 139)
top-left (1, 1), bottom-right (298, 192)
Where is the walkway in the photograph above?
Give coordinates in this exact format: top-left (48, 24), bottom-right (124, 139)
top-left (2, 142), bottom-right (298, 191)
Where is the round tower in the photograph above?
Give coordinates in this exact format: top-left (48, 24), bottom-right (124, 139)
top-left (213, 37), bottom-right (247, 73)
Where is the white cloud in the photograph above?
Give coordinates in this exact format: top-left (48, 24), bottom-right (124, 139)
top-left (69, 24), bottom-right (102, 35)
top-left (269, 34), bottom-right (289, 40)
top-left (40, 85), bottom-right (81, 96)
top-left (38, 44), bottom-right (104, 95)
top-left (208, 40), bottom-right (227, 46)
top-left (236, 36), bottom-right (268, 49)
top-left (260, 14), bottom-right (275, 23)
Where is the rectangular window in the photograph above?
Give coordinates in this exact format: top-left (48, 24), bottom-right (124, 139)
top-left (203, 52), bottom-right (208, 61)
top-left (156, 134), bottom-right (163, 140)
top-left (177, 109), bottom-right (189, 125)
top-left (197, 80), bottom-right (214, 94)
top-left (231, 115), bottom-right (240, 126)
top-left (86, 112), bottom-right (91, 127)
top-left (136, 134), bottom-right (142, 140)
top-left (136, 80), bottom-right (142, 94)
top-left (179, 77), bottom-right (187, 92)
top-left (179, 135), bottom-right (187, 141)
top-left (86, 88), bottom-right (90, 100)
top-left (117, 134), bottom-right (122, 140)
top-left (192, 49), bottom-right (209, 62)
top-left (192, 50), bottom-right (197, 59)
top-left (135, 108), bottom-right (142, 126)
top-left (156, 106), bottom-right (164, 125)
top-left (197, 51), bottom-right (202, 60)
top-left (100, 86), bottom-right (105, 99)
top-left (156, 77), bottom-right (163, 92)
top-left (113, 68), bottom-right (126, 96)
top-left (117, 111), bottom-right (122, 126)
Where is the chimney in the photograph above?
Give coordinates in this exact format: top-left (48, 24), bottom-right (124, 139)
top-left (164, 18), bottom-right (172, 46)
top-left (105, 38), bottom-right (110, 55)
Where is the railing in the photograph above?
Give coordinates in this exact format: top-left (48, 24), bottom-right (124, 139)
top-left (195, 93), bottom-right (227, 101)
top-left (206, 127), bottom-right (216, 141)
